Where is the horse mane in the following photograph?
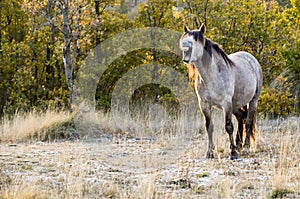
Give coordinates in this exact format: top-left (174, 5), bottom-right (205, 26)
top-left (186, 63), bottom-right (199, 81)
top-left (188, 30), bottom-right (205, 43)
top-left (187, 30), bottom-right (235, 67)
top-left (204, 38), bottom-right (235, 67)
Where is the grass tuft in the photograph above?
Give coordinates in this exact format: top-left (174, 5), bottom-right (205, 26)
top-left (270, 188), bottom-right (294, 199)
top-left (0, 109), bottom-right (74, 142)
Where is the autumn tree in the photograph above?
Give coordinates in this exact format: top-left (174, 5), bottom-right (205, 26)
top-left (0, 0), bottom-right (299, 117)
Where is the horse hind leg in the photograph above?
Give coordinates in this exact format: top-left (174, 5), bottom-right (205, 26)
top-left (245, 99), bottom-right (258, 151)
top-left (225, 104), bottom-right (238, 160)
top-left (233, 106), bottom-right (247, 152)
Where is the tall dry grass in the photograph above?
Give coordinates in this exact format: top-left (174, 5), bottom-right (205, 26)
top-left (0, 102), bottom-right (202, 142)
top-left (0, 109), bottom-right (73, 142)
top-left (75, 102), bottom-right (202, 140)
top-left (273, 124), bottom-right (300, 196)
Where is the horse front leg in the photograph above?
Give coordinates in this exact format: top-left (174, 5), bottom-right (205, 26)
top-left (225, 106), bottom-right (239, 160)
top-left (201, 105), bottom-right (214, 158)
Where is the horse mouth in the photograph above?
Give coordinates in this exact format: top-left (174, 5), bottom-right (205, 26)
top-left (183, 59), bottom-right (190, 64)
top-left (182, 46), bottom-right (192, 64)
top-left (183, 53), bottom-right (191, 64)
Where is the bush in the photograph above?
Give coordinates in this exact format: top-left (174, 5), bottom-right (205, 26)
top-left (259, 76), bottom-right (297, 117)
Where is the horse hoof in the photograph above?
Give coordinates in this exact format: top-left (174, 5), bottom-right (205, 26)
top-left (242, 147), bottom-right (251, 155)
top-left (243, 143), bottom-right (251, 153)
top-left (236, 142), bottom-right (243, 152)
top-left (206, 152), bottom-right (214, 159)
top-left (230, 151), bottom-right (239, 160)
top-left (244, 142), bottom-right (250, 149)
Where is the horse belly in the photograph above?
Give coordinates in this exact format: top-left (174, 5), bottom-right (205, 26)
top-left (233, 89), bottom-right (256, 110)
top-left (232, 69), bottom-right (257, 109)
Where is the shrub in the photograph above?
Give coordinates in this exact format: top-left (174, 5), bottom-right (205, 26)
top-left (259, 76), bottom-right (297, 117)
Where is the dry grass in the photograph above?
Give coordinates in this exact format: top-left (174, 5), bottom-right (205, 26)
top-left (0, 109), bottom-right (73, 142)
top-left (0, 108), bottom-right (299, 198)
top-left (273, 129), bottom-right (300, 195)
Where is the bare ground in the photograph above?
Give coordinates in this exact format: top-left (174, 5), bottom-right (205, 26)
top-left (0, 117), bottom-right (300, 198)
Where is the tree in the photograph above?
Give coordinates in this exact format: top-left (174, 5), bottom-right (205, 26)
top-left (280, 0), bottom-right (300, 110)
top-left (0, 0), bottom-right (299, 117)
top-left (0, 0), bottom-right (31, 115)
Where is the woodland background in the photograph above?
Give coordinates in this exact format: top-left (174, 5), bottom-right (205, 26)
top-left (0, 0), bottom-right (299, 118)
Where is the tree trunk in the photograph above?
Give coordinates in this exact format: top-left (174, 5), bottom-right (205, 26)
top-left (297, 84), bottom-right (300, 112)
top-left (94, 0), bottom-right (101, 62)
top-left (61, 1), bottom-right (76, 107)
top-left (46, 1), bottom-right (56, 93)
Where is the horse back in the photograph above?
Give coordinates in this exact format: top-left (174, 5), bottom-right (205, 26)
top-left (229, 51), bottom-right (262, 84)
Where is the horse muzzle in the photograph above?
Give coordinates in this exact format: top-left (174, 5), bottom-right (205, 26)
top-left (181, 46), bottom-right (192, 64)
top-left (183, 59), bottom-right (190, 64)
top-left (182, 52), bottom-right (191, 64)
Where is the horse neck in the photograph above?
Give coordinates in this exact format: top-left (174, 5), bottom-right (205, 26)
top-left (194, 51), bottom-right (226, 85)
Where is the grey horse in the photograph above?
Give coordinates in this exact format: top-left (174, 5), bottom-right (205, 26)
top-left (180, 25), bottom-right (263, 159)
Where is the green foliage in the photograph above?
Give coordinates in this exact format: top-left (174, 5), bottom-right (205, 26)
top-left (291, 0), bottom-right (300, 8)
top-left (270, 188), bottom-right (294, 198)
top-left (277, 0), bottom-right (291, 7)
top-left (0, 0), bottom-right (299, 117)
top-left (259, 76), bottom-right (297, 117)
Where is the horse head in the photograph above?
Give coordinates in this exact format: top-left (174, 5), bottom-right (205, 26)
top-left (179, 24), bottom-right (206, 64)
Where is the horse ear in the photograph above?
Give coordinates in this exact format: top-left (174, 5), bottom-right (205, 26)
top-left (199, 24), bottom-right (206, 34)
top-left (184, 25), bottom-right (190, 33)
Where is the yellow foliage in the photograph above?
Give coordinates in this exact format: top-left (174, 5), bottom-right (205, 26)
top-left (172, 6), bottom-right (181, 19)
top-left (259, 78), bottom-right (297, 117)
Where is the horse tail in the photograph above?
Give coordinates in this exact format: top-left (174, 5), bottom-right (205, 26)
top-left (250, 114), bottom-right (258, 149)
